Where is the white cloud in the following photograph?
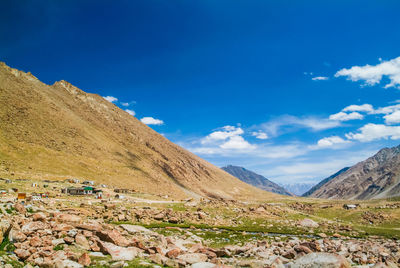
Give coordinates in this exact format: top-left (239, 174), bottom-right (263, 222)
top-left (103, 96), bottom-right (118, 103)
top-left (220, 136), bottom-right (255, 150)
top-left (251, 131), bottom-right (268, 140)
top-left (189, 142), bottom-right (303, 158)
top-left (316, 136), bottom-right (350, 148)
top-left (259, 115), bottom-right (342, 137)
top-left (346, 123), bottom-right (400, 142)
top-left (121, 102), bottom-right (130, 107)
top-left (373, 103), bottom-right (400, 115)
top-left (312, 76), bottom-right (329, 81)
top-left (140, 117), bottom-right (164, 125)
top-left (329, 111), bottom-right (364, 121)
top-left (384, 110), bottom-right (400, 124)
top-left (201, 126), bottom-right (244, 144)
top-left (342, 104), bottom-right (374, 113)
top-left (189, 125), bottom-right (257, 153)
top-left (125, 109), bottom-right (135, 116)
top-left (335, 56), bottom-right (400, 88)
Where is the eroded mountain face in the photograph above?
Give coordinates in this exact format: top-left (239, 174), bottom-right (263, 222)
top-left (222, 165), bottom-right (293, 196)
top-left (309, 146), bottom-right (400, 200)
top-left (0, 62), bottom-right (273, 200)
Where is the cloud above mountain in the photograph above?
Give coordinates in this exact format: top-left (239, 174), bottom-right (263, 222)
top-left (103, 96), bottom-right (118, 103)
top-left (140, 117), bottom-right (164, 125)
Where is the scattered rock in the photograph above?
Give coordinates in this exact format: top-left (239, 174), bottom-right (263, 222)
top-left (75, 234), bottom-right (90, 250)
top-left (177, 253), bottom-right (208, 264)
top-left (298, 218), bottom-right (319, 228)
top-left (14, 203), bottom-right (26, 214)
top-left (32, 212), bottom-right (46, 221)
top-left (99, 241), bottom-right (140, 261)
top-left (291, 252), bottom-right (350, 268)
top-left (78, 252), bottom-right (91, 266)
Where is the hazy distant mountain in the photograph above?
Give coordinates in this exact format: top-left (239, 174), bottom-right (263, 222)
top-left (221, 165), bottom-right (293, 196)
top-left (306, 145), bottom-right (400, 199)
top-left (302, 167), bottom-right (350, 197)
top-left (0, 62), bottom-right (273, 201)
top-left (282, 183), bottom-right (315, 196)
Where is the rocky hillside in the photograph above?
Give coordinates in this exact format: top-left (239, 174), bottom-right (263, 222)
top-left (302, 167), bottom-right (349, 197)
top-left (0, 62), bottom-right (274, 200)
top-left (307, 145), bottom-right (400, 199)
top-left (221, 165), bottom-right (293, 196)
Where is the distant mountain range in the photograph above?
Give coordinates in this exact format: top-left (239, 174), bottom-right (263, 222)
top-left (305, 145), bottom-right (400, 200)
top-left (282, 183), bottom-right (315, 196)
top-left (221, 165), bottom-right (293, 196)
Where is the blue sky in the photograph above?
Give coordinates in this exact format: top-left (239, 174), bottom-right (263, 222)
top-left (2, 1), bottom-right (400, 184)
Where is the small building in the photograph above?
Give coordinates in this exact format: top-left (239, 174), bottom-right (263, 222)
top-left (62, 187), bottom-right (85, 195)
top-left (114, 189), bottom-right (130, 194)
top-left (39, 193), bottom-right (49, 198)
top-left (83, 187), bottom-right (93, 195)
top-left (62, 187), bottom-right (95, 195)
top-left (17, 193), bottom-right (27, 200)
top-left (82, 181), bottom-right (94, 186)
top-left (0, 189), bottom-right (7, 194)
top-left (68, 178), bottom-right (80, 184)
top-left (31, 182), bottom-right (39, 187)
top-left (115, 194), bottom-right (125, 199)
top-left (5, 179), bottom-right (12, 184)
top-left (343, 204), bottom-right (358, 210)
top-left (94, 189), bottom-right (103, 199)
top-left (31, 195), bottom-right (41, 201)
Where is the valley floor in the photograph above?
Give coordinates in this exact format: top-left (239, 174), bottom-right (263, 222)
top-left (0, 179), bottom-right (399, 267)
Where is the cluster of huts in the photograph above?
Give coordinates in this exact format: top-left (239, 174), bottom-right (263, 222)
top-left (0, 177), bottom-right (133, 201)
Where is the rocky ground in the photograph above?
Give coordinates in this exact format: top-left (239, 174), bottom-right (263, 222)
top-left (0, 197), bottom-right (399, 268)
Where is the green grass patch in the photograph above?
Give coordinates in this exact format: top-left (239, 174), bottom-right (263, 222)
top-left (53, 244), bottom-right (64, 251)
top-left (0, 236), bottom-right (15, 252)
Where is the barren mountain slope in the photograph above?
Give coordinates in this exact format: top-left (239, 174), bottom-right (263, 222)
top-left (309, 145), bottom-right (400, 200)
top-left (302, 167), bottom-right (349, 197)
top-left (0, 62), bottom-right (275, 200)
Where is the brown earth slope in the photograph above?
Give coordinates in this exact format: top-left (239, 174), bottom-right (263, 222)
top-left (309, 145), bottom-right (400, 200)
top-left (0, 62), bottom-right (275, 200)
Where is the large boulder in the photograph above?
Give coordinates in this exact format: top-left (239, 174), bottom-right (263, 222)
top-left (298, 219), bottom-right (319, 228)
top-left (14, 203), bottom-right (26, 214)
top-left (76, 220), bottom-right (102, 232)
top-left (56, 214), bottom-right (82, 224)
top-left (21, 221), bottom-right (48, 234)
top-left (54, 259), bottom-right (83, 268)
top-left (14, 249), bottom-right (31, 260)
top-left (99, 241), bottom-right (141, 261)
top-left (78, 252), bottom-right (91, 266)
top-left (177, 253), bottom-right (208, 265)
top-left (96, 229), bottom-right (129, 247)
top-left (75, 234), bottom-right (90, 250)
top-left (290, 253), bottom-right (350, 268)
top-left (8, 228), bottom-right (26, 242)
top-left (32, 212), bottom-right (47, 221)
